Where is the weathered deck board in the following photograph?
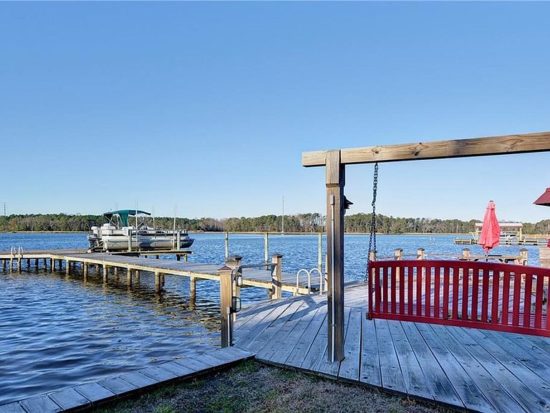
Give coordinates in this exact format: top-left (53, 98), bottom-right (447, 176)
top-left (415, 323), bottom-right (495, 413)
top-left (235, 283), bottom-right (550, 413)
top-left (1, 347), bottom-right (253, 412)
top-left (447, 327), bottom-right (549, 412)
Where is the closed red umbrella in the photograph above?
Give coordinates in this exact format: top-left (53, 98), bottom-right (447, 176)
top-left (479, 200), bottom-right (500, 254)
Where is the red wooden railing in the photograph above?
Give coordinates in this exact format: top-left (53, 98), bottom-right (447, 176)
top-left (367, 260), bottom-right (550, 337)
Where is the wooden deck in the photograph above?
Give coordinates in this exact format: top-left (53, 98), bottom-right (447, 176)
top-left (0, 346), bottom-right (253, 413)
top-left (234, 283), bottom-right (550, 413)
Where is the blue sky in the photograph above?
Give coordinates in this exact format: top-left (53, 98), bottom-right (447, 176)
top-left (1, 2), bottom-right (549, 222)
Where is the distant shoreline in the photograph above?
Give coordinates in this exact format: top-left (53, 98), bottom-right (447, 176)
top-left (0, 230), bottom-right (470, 236)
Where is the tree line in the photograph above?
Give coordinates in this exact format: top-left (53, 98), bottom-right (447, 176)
top-left (0, 213), bottom-right (549, 234)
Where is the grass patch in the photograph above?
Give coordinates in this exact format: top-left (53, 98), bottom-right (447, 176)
top-left (95, 361), bottom-right (455, 413)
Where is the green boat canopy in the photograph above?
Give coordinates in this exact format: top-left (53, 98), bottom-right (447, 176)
top-left (104, 210), bottom-right (151, 227)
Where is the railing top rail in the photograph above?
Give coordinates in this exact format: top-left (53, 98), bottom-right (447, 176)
top-left (369, 259), bottom-right (550, 276)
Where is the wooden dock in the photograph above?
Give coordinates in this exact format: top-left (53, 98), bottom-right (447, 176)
top-left (0, 249), bottom-right (318, 295)
top-left (0, 346), bottom-right (253, 413)
top-left (234, 283), bottom-right (550, 413)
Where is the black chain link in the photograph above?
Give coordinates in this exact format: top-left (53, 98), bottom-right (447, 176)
top-left (366, 162), bottom-right (379, 280)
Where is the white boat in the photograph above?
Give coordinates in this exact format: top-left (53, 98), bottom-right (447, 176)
top-left (88, 210), bottom-right (194, 252)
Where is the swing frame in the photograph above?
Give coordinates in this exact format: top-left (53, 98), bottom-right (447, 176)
top-left (302, 131), bottom-right (550, 362)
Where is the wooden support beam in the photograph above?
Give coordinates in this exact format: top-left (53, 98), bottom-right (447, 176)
top-left (325, 150), bottom-right (345, 362)
top-left (155, 271), bottom-right (162, 292)
top-left (218, 265), bottom-right (233, 347)
top-left (270, 254), bottom-right (283, 300)
top-left (302, 131), bottom-right (550, 167)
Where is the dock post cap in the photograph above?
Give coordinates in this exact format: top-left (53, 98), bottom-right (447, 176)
top-left (218, 264), bottom-right (233, 272)
top-left (271, 253), bottom-right (283, 258)
top-left (226, 255), bottom-right (242, 261)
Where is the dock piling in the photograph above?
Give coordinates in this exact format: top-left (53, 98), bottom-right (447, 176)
top-left (218, 265), bottom-right (234, 347)
top-left (271, 254), bottom-right (283, 299)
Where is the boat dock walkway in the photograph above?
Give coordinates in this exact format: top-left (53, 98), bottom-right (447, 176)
top-left (0, 346), bottom-right (253, 413)
top-left (234, 283), bottom-right (550, 413)
top-left (0, 249), bottom-right (319, 295)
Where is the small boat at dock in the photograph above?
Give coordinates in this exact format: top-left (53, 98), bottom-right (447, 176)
top-left (88, 210), bottom-right (194, 252)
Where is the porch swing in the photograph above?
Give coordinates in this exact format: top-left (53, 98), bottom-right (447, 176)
top-left (363, 155), bottom-right (550, 338)
top-left (303, 131), bottom-right (550, 361)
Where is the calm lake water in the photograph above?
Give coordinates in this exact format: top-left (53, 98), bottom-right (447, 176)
top-left (0, 232), bottom-right (541, 404)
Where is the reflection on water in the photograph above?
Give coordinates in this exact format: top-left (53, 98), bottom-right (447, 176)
top-left (0, 269), bottom-right (220, 404)
top-left (0, 232), bottom-right (541, 404)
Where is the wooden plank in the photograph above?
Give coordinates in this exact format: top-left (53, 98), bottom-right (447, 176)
top-left (159, 361), bottom-right (194, 377)
top-left (465, 329), bottom-right (550, 403)
top-left (173, 357), bottom-right (213, 372)
top-left (284, 306), bottom-right (328, 368)
top-left (300, 312), bottom-right (329, 371)
top-left (477, 329), bottom-right (550, 383)
top-left (235, 301), bottom-right (293, 346)
top-left (138, 365), bottom-right (178, 382)
top-left (430, 324), bottom-right (526, 413)
top-left (117, 371), bottom-right (157, 388)
top-left (359, 317), bottom-right (381, 387)
top-left (236, 301), bottom-right (295, 349)
top-left (415, 323), bottom-right (495, 413)
top-left (337, 307), bottom-right (363, 381)
top-left (0, 402), bottom-right (26, 413)
top-left (19, 395), bottom-right (61, 413)
top-left (73, 382), bottom-right (115, 403)
top-left (400, 322), bottom-right (463, 407)
top-left (256, 301), bottom-right (309, 361)
top-left (387, 321), bottom-right (432, 400)
top-left (448, 327), bottom-right (547, 412)
top-left (97, 376), bottom-right (138, 395)
top-left (269, 305), bottom-right (323, 365)
top-left (48, 388), bottom-right (90, 411)
top-left (245, 300), bottom-right (304, 353)
top-left (302, 131), bottom-right (550, 166)
top-left (374, 319), bottom-right (406, 393)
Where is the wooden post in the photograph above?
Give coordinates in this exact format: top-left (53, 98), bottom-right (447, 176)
top-left (218, 265), bottom-right (233, 347)
top-left (271, 254), bottom-right (283, 299)
top-left (226, 255), bottom-right (242, 322)
top-left (318, 232), bottom-right (324, 273)
top-left (189, 276), bottom-right (197, 303)
top-left (103, 265), bottom-right (108, 283)
top-left (66, 260), bottom-right (70, 275)
top-left (83, 263), bottom-right (88, 280)
top-left (126, 268), bottom-right (132, 286)
top-left (394, 248), bottom-right (403, 260)
top-left (417, 248), bottom-right (426, 260)
top-left (519, 248), bottom-right (528, 265)
top-left (155, 272), bottom-right (162, 292)
top-left (325, 150), bottom-right (345, 362)
top-left (135, 270), bottom-right (140, 284)
top-left (462, 248), bottom-right (471, 260)
top-left (224, 232), bottom-right (229, 259)
top-left (264, 232), bottom-right (269, 263)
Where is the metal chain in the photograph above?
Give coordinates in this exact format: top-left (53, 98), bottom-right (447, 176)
top-left (366, 163), bottom-right (379, 279)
